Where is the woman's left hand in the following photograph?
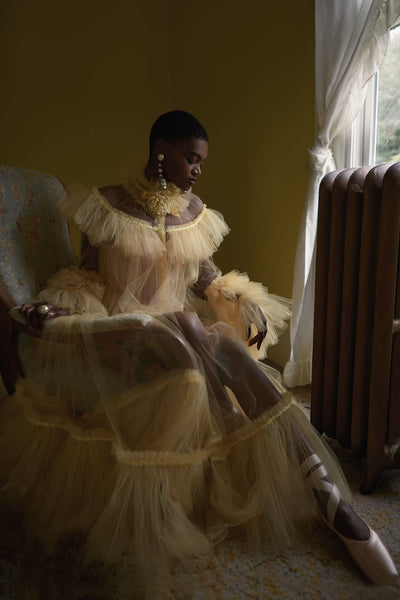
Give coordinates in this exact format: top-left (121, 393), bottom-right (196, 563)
top-left (246, 305), bottom-right (268, 350)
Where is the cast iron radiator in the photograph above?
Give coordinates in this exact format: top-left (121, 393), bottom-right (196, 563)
top-left (311, 162), bottom-right (400, 493)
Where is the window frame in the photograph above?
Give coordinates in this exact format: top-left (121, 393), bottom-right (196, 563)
top-left (336, 19), bottom-right (400, 170)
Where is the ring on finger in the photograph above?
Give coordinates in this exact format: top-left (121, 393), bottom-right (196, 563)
top-left (36, 304), bottom-right (50, 315)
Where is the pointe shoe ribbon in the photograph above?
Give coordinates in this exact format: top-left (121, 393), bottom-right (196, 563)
top-left (301, 453), bottom-right (341, 526)
top-left (301, 453), bottom-right (399, 587)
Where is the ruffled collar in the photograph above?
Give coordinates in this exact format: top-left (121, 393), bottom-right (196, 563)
top-left (123, 175), bottom-right (190, 218)
top-left (61, 181), bottom-right (230, 261)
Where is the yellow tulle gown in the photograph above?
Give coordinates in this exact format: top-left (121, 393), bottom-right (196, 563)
top-left (0, 175), bottom-right (350, 597)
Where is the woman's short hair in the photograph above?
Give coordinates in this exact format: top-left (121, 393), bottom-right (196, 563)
top-left (149, 110), bottom-right (208, 152)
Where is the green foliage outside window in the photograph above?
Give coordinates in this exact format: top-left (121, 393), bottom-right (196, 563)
top-left (376, 25), bottom-right (400, 163)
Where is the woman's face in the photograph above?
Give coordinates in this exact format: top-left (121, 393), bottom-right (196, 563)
top-left (162, 137), bottom-right (208, 191)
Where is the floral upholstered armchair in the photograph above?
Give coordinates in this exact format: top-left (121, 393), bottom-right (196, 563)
top-left (0, 166), bottom-right (78, 394)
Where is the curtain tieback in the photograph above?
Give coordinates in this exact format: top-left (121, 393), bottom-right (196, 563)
top-left (307, 145), bottom-right (334, 175)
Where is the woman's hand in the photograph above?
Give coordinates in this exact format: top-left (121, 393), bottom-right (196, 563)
top-left (20, 302), bottom-right (69, 332)
top-left (246, 305), bottom-right (268, 350)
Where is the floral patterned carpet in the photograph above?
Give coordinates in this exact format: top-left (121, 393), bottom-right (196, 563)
top-left (0, 385), bottom-right (399, 600)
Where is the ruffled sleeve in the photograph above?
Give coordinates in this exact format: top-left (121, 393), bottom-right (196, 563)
top-left (205, 271), bottom-right (291, 360)
top-left (36, 266), bottom-right (108, 316)
top-left (60, 184), bottom-right (165, 258)
top-left (165, 205), bottom-right (229, 264)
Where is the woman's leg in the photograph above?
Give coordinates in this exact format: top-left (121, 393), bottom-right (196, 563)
top-left (174, 312), bottom-right (242, 418)
top-left (175, 312), bottom-right (282, 417)
top-left (175, 313), bottom-right (398, 584)
top-left (214, 334), bottom-right (282, 417)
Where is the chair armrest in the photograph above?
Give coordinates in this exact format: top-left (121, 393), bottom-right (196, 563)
top-left (9, 306), bottom-right (42, 338)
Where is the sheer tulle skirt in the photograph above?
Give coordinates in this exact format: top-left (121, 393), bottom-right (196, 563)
top-left (0, 310), bottom-right (350, 597)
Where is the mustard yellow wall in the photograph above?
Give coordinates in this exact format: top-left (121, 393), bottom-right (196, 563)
top-left (0, 2), bottom-right (173, 185)
top-left (169, 1), bottom-right (315, 364)
top-left (1, 1), bottom-right (314, 365)
top-left (170, 1), bottom-right (315, 295)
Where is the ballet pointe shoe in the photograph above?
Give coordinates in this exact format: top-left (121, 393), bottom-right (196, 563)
top-left (334, 523), bottom-right (399, 587)
top-left (301, 453), bottom-right (399, 587)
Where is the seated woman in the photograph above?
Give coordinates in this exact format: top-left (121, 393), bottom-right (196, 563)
top-left (1, 110), bottom-right (397, 596)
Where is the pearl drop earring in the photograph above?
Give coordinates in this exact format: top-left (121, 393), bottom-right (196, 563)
top-left (157, 153), bottom-right (167, 189)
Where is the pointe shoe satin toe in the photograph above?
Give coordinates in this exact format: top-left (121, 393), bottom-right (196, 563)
top-left (301, 453), bottom-right (399, 587)
top-left (320, 512), bottom-right (400, 587)
top-left (339, 524), bottom-right (399, 587)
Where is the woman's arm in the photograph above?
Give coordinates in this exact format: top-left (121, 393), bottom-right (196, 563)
top-left (20, 263), bottom-right (106, 331)
top-left (203, 271), bottom-right (291, 359)
top-left (21, 236), bottom-right (101, 332)
top-left (192, 261), bottom-right (267, 349)
top-left (191, 259), bottom-right (220, 298)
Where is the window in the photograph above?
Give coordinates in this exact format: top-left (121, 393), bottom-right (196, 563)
top-left (334, 19), bottom-right (400, 169)
top-left (376, 23), bottom-right (400, 163)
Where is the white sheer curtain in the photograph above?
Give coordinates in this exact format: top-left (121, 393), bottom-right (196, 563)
top-left (283, 0), bottom-right (400, 388)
